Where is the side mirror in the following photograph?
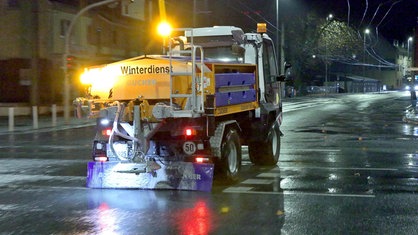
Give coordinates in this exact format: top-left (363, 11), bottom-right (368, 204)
top-left (276, 62), bottom-right (292, 82)
top-left (231, 30), bottom-right (245, 44)
top-left (276, 75), bottom-right (286, 82)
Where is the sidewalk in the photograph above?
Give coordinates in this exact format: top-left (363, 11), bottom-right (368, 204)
top-left (0, 96), bottom-right (324, 135)
top-left (0, 115), bottom-right (96, 135)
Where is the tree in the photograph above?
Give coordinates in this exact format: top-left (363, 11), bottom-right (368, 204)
top-left (315, 19), bottom-right (363, 66)
top-left (285, 13), bottom-right (363, 91)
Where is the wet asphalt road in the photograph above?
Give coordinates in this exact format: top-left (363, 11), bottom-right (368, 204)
top-left (0, 91), bottom-right (417, 234)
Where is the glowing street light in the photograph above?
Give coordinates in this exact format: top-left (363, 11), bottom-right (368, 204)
top-left (157, 22), bottom-right (172, 54)
top-left (157, 22), bottom-right (172, 37)
top-left (327, 14), bottom-right (333, 20)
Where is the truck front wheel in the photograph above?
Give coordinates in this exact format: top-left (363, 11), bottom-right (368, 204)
top-left (218, 128), bottom-right (241, 181)
top-left (249, 125), bottom-right (280, 166)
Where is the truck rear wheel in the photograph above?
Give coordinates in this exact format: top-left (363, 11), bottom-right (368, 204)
top-left (218, 128), bottom-right (241, 181)
top-left (249, 125), bottom-right (280, 165)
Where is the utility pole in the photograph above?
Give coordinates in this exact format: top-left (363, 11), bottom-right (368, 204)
top-left (410, 26), bottom-right (417, 100)
top-left (280, 22), bottom-right (285, 75)
top-left (276, 0), bottom-right (280, 73)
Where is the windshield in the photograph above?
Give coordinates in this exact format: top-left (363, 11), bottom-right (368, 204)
top-left (188, 36), bottom-right (244, 63)
top-left (202, 46), bottom-right (243, 63)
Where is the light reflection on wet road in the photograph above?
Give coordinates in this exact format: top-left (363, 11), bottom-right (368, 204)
top-left (0, 92), bottom-right (417, 234)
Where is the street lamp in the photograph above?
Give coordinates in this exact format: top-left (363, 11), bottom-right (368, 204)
top-left (276, 0), bottom-right (287, 74)
top-left (62, 0), bottom-right (118, 122)
top-left (157, 22), bottom-right (172, 37)
top-left (276, 0), bottom-right (280, 73)
top-left (407, 37), bottom-right (413, 68)
top-left (324, 14), bottom-right (333, 94)
top-left (363, 28), bottom-right (370, 77)
top-left (406, 36), bottom-right (416, 100)
top-left (157, 22), bottom-right (172, 54)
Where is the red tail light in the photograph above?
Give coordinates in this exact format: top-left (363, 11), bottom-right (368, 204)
top-left (102, 129), bottom-right (112, 136)
top-left (95, 156), bottom-right (108, 162)
top-left (184, 128), bottom-right (196, 136)
top-left (195, 157), bottom-right (210, 163)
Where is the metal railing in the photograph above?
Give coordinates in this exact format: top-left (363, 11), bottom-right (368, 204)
top-left (168, 28), bottom-right (205, 117)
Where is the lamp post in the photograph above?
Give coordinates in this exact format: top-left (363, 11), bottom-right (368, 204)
top-left (62, 0), bottom-right (118, 122)
top-left (363, 28), bottom-right (370, 77)
top-left (276, 0), bottom-right (280, 72)
top-left (408, 37), bottom-right (413, 68)
top-left (324, 14), bottom-right (333, 94)
top-left (407, 36), bottom-right (416, 100)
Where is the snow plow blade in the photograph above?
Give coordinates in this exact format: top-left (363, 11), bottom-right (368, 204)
top-left (86, 161), bottom-right (214, 192)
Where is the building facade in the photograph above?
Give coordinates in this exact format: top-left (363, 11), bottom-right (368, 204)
top-left (0, 0), bottom-right (151, 104)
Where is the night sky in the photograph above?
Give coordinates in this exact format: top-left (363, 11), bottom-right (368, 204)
top-left (53, 0), bottom-right (418, 42)
top-left (295, 0), bottom-right (418, 41)
top-left (188, 0), bottom-right (418, 43)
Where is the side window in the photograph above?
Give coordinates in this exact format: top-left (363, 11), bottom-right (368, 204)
top-left (262, 39), bottom-right (278, 83)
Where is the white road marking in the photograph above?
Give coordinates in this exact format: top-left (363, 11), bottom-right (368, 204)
top-left (2, 184), bottom-right (90, 191)
top-left (281, 149), bottom-right (341, 152)
top-left (0, 145), bottom-right (87, 150)
top-left (257, 172), bottom-right (282, 177)
top-left (282, 99), bottom-right (339, 113)
top-left (241, 179), bottom-right (274, 185)
top-left (0, 204), bottom-right (20, 210)
top-left (33, 186), bottom-right (88, 190)
top-left (223, 163), bottom-right (398, 197)
top-left (0, 174), bottom-right (85, 185)
top-left (223, 189), bottom-right (375, 198)
top-left (277, 166), bottom-right (398, 171)
top-left (223, 186), bottom-right (254, 192)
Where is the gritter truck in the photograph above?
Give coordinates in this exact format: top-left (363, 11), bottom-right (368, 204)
top-left (74, 24), bottom-right (291, 191)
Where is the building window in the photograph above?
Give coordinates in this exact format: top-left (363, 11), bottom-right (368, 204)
top-left (7, 0), bottom-right (19, 8)
top-left (60, 19), bottom-right (70, 37)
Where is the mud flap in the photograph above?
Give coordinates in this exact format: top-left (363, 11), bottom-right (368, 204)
top-left (86, 161), bottom-right (214, 192)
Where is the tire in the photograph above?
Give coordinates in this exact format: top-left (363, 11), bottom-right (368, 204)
top-left (249, 125), bottom-right (280, 165)
top-left (218, 128), bottom-right (241, 181)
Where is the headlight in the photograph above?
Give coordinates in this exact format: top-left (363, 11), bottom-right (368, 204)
top-left (405, 85), bottom-right (411, 90)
